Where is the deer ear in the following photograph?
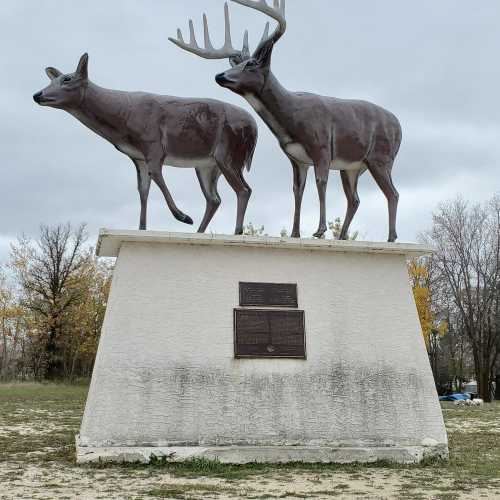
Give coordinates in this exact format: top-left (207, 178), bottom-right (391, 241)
top-left (76, 53), bottom-right (89, 79)
top-left (45, 67), bottom-right (62, 81)
top-left (229, 55), bottom-right (244, 68)
top-left (253, 39), bottom-right (274, 68)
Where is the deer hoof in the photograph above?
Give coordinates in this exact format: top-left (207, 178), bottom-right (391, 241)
top-left (313, 228), bottom-right (327, 239)
top-left (181, 214), bottom-right (194, 225)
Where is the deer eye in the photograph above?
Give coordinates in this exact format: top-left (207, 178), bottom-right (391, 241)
top-left (245, 60), bottom-right (258, 69)
top-left (61, 76), bottom-right (72, 84)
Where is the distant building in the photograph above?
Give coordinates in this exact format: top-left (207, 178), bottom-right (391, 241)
top-left (464, 380), bottom-right (477, 395)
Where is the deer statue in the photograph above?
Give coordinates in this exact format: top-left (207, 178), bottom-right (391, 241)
top-left (170, 1), bottom-right (402, 241)
top-left (33, 53), bottom-right (257, 234)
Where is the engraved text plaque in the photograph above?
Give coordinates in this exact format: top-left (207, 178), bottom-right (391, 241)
top-left (239, 282), bottom-right (298, 308)
top-left (234, 309), bottom-right (306, 358)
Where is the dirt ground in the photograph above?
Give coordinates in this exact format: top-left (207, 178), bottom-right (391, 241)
top-left (1, 383), bottom-right (499, 499)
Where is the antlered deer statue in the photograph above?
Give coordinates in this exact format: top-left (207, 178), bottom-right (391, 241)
top-left (33, 53), bottom-right (257, 234)
top-left (170, 1), bottom-right (402, 241)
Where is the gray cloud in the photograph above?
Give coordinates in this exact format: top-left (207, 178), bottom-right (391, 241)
top-left (1, 0), bottom-right (499, 259)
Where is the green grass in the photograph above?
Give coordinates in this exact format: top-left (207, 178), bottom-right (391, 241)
top-left (0, 381), bottom-right (89, 401)
top-left (1, 383), bottom-right (499, 499)
top-left (144, 456), bottom-right (403, 480)
top-left (0, 382), bottom-right (88, 465)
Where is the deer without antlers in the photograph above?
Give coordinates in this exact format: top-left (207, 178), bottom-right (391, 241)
top-left (33, 53), bottom-right (257, 234)
top-left (170, 0), bottom-right (402, 242)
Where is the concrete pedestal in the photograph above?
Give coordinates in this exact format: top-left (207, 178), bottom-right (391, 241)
top-left (76, 230), bottom-right (448, 464)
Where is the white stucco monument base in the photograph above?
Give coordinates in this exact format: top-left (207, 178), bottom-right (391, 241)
top-left (76, 230), bottom-right (448, 464)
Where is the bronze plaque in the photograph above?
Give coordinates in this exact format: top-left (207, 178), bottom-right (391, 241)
top-left (234, 309), bottom-right (306, 358)
top-left (239, 282), bottom-right (298, 308)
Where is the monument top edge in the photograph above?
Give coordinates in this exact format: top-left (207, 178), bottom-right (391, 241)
top-left (96, 229), bottom-right (435, 258)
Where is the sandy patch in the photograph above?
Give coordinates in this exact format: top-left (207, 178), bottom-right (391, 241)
top-left (1, 462), bottom-right (500, 500)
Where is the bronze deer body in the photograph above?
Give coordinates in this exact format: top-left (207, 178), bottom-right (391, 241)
top-left (170, 1), bottom-right (402, 241)
top-left (34, 54), bottom-right (257, 234)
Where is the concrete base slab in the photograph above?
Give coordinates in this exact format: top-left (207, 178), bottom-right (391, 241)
top-left (76, 442), bottom-right (448, 465)
top-left (78, 231), bottom-right (448, 465)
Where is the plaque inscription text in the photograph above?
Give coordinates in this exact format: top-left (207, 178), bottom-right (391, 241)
top-left (239, 282), bottom-right (298, 308)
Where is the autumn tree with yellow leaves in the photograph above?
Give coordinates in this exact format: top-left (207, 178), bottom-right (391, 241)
top-left (5, 223), bottom-right (112, 380)
top-left (408, 258), bottom-right (447, 378)
top-left (0, 271), bottom-right (25, 379)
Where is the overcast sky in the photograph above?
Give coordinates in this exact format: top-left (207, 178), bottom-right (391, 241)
top-left (1, 0), bottom-right (499, 259)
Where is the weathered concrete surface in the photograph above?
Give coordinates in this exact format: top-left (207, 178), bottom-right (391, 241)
top-left (76, 443), bottom-right (449, 465)
top-left (77, 230), bottom-right (448, 463)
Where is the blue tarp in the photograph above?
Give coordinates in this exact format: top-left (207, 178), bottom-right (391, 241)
top-left (439, 393), bottom-right (471, 401)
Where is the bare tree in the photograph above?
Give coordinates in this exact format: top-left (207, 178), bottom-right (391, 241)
top-left (427, 197), bottom-right (500, 401)
top-left (329, 218), bottom-right (359, 240)
top-left (10, 224), bottom-right (89, 379)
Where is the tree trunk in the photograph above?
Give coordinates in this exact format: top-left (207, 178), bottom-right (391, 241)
top-left (479, 367), bottom-right (491, 402)
top-left (45, 325), bottom-right (61, 379)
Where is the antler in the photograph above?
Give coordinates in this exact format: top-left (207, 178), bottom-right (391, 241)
top-left (231, 0), bottom-right (286, 49)
top-left (169, 2), bottom-right (250, 61)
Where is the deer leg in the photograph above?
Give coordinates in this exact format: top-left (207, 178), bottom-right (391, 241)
top-left (148, 159), bottom-right (193, 226)
top-left (196, 166), bottom-right (221, 233)
top-left (339, 169), bottom-right (361, 240)
top-left (291, 161), bottom-right (308, 238)
top-left (215, 155), bottom-right (251, 235)
top-left (133, 160), bottom-right (151, 230)
top-left (366, 160), bottom-right (399, 242)
top-left (312, 156), bottom-right (330, 238)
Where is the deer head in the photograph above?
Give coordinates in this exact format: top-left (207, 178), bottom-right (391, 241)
top-left (33, 53), bottom-right (89, 109)
top-left (169, 0), bottom-right (286, 96)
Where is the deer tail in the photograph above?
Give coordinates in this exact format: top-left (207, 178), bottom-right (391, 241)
top-left (245, 142), bottom-right (256, 172)
top-left (244, 120), bottom-right (258, 172)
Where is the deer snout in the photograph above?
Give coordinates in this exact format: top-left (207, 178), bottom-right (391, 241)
top-left (33, 91), bottom-right (43, 104)
top-left (215, 72), bottom-right (230, 86)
